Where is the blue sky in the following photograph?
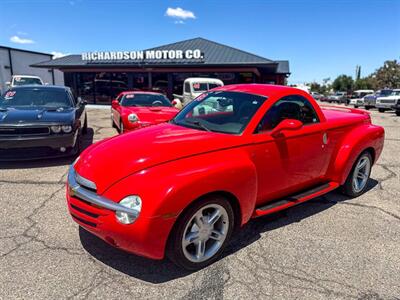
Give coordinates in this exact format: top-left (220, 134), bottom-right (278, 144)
top-left (1, 0), bottom-right (399, 84)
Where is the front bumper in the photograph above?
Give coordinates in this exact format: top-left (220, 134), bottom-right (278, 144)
top-left (376, 103), bottom-right (395, 109)
top-left (0, 132), bottom-right (78, 160)
top-left (0, 132), bottom-right (77, 149)
top-left (66, 166), bottom-right (174, 259)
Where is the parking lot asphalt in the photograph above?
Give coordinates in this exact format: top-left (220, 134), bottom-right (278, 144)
top-left (0, 107), bottom-right (399, 300)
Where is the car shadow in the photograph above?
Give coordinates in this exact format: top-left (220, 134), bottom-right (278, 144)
top-left (0, 128), bottom-right (95, 169)
top-left (79, 178), bottom-right (378, 283)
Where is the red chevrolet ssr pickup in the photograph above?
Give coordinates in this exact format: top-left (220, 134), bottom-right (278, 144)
top-left (67, 84), bottom-right (384, 270)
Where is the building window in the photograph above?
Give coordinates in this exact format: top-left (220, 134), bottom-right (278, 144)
top-left (132, 73), bottom-right (149, 91)
top-left (76, 73), bottom-right (95, 104)
top-left (110, 72), bottom-right (128, 99)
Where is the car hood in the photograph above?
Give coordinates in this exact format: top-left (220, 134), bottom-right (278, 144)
top-left (0, 107), bottom-right (74, 125)
top-left (74, 123), bottom-right (243, 194)
top-left (122, 106), bottom-right (179, 123)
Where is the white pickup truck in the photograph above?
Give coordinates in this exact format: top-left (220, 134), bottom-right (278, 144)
top-left (6, 75), bottom-right (44, 88)
top-left (173, 78), bottom-right (224, 109)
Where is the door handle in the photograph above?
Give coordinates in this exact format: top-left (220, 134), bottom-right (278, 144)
top-left (322, 133), bottom-right (328, 145)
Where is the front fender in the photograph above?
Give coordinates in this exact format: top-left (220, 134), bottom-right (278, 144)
top-left (102, 148), bottom-right (257, 259)
top-left (104, 147), bottom-right (257, 224)
top-left (329, 124), bottom-right (384, 184)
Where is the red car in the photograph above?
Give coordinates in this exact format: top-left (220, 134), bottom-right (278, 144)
top-left (111, 91), bottom-right (179, 133)
top-left (67, 84), bottom-right (384, 270)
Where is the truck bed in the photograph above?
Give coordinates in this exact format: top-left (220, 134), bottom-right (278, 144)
top-left (321, 105), bottom-right (370, 126)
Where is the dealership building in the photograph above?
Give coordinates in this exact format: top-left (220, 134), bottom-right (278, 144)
top-left (32, 37), bottom-right (290, 104)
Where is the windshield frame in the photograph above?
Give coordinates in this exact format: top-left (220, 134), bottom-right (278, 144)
top-left (173, 90), bottom-right (267, 135)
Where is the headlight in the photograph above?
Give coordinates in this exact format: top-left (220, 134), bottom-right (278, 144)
top-left (62, 125), bottom-right (73, 133)
top-left (128, 113), bottom-right (139, 123)
top-left (115, 195), bottom-right (142, 224)
top-left (50, 125), bottom-right (61, 133)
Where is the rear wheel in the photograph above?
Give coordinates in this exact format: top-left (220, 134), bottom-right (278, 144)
top-left (167, 196), bottom-right (234, 270)
top-left (396, 111), bottom-right (400, 116)
top-left (111, 115), bottom-right (117, 129)
top-left (354, 105), bottom-right (358, 109)
top-left (119, 120), bottom-right (124, 134)
top-left (342, 151), bottom-right (372, 198)
top-left (364, 106), bottom-right (371, 110)
top-left (378, 108), bottom-right (385, 113)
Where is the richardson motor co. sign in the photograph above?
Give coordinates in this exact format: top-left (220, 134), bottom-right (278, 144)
top-left (81, 49), bottom-right (203, 61)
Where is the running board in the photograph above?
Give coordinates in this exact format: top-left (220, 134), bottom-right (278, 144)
top-left (252, 182), bottom-right (340, 218)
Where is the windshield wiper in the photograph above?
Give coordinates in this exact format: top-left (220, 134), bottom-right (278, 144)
top-left (0, 107), bottom-right (8, 112)
top-left (184, 119), bottom-right (212, 132)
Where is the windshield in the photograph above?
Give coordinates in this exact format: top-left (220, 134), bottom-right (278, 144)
top-left (379, 90), bottom-right (393, 96)
top-left (120, 93), bottom-right (172, 107)
top-left (13, 77), bottom-right (42, 86)
top-left (390, 91), bottom-right (400, 96)
top-left (1, 88), bottom-right (72, 108)
top-left (173, 91), bottom-right (267, 134)
top-left (192, 82), bottom-right (222, 92)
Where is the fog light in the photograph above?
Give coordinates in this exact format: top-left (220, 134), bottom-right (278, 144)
top-left (60, 147), bottom-right (66, 152)
top-left (51, 125), bottom-right (61, 133)
top-left (116, 195), bottom-right (142, 224)
top-left (62, 125), bottom-right (72, 133)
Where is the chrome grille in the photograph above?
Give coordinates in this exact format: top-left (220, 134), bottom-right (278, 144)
top-left (0, 126), bottom-right (50, 136)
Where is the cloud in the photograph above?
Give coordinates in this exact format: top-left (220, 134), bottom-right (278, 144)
top-left (51, 51), bottom-right (69, 59)
top-left (10, 35), bottom-right (35, 44)
top-left (174, 20), bottom-right (185, 25)
top-left (165, 7), bottom-right (196, 20)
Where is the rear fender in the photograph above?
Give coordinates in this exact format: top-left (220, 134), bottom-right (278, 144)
top-left (329, 124), bottom-right (384, 184)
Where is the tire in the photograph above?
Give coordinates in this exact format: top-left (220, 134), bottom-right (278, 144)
top-left (341, 151), bottom-right (372, 198)
top-left (119, 120), bottom-right (124, 134)
top-left (354, 106), bottom-right (358, 109)
top-left (71, 133), bottom-right (82, 156)
top-left (378, 108), bottom-right (385, 113)
top-left (82, 113), bottom-right (88, 135)
top-left (167, 195), bottom-right (235, 270)
top-left (396, 111), bottom-right (400, 116)
top-left (365, 106), bottom-right (371, 110)
top-left (111, 115), bottom-right (117, 129)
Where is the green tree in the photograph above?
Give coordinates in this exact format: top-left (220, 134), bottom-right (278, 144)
top-left (354, 77), bottom-right (376, 90)
top-left (372, 60), bottom-right (400, 88)
top-left (332, 75), bottom-right (354, 92)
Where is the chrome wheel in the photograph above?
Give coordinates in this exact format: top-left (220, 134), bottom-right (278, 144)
top-left (352, 155), bottom-right (371, 193)
top-left (182, 204), bottom-right (229, 263)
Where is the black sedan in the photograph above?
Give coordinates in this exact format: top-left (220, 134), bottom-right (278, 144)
top-left (0, 85), bottom-right (87, 160)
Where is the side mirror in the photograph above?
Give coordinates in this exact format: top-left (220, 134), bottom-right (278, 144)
top-left (271, 119), bottom-right (303, 138)
top-left (111, 100), bottom-right (119, 108)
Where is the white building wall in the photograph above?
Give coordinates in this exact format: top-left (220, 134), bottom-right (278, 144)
top-left (0, 47), bottom-right (65, 93)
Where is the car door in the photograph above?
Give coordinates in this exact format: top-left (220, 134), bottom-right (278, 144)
top-left (112, 94), bottom-right (122, 125)
top-left (251, 95), bottom-right (329, 205)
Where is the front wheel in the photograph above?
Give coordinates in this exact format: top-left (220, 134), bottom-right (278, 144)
top-left (396, 110), bottom-right (400, 116)
top-left (378, 108), bottom-right (385, 113)
top-left (167, 196), bottom-right (234, 270)
top-left (342, 151), bottom-right (372, 198)
top-left (364, 106), bottom-right (371, 110)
